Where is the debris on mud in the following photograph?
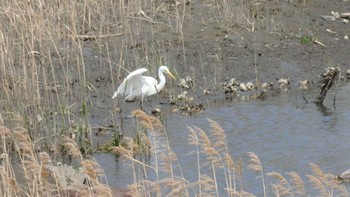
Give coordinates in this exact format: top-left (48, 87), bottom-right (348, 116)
top-left (245, 82), bottom-right (256, 91)
top-left (346, 70), bottom-right (350, 80)
top-left (177, 103), bottom-right (205, 116)
top-left (222, 78), bottom-right (257, 93)
top-left (178, 76), bottom-right (193, 89)
top-left (151, 107), bottom-right (161, 114)
top-left (222, 78), bottom-right (239, 94)
top-left (261, 82), bottom-right (274, 92)
top-left (298, 80), bottom-right (312, 92)
top-left (277, 78), bottom-right (290, 92)
top-left (177, 91), bottom-right (193, 101)
top-left (320, 11), bottom-right (350, 23)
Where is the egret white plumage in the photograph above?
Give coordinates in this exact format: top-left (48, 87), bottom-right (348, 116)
top-left (112, 65), bottom-right (176, 108)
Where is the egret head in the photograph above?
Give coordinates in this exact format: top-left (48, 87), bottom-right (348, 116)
top-left (160, 65), bottom-right (176, 80)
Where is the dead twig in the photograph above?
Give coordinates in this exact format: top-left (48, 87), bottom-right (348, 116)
top-left (70, 33), bottom-right (127, 41)
top-left (302, 92), bottom-right (308, 103)
top-left (313, 39), bottom-right (326, 47)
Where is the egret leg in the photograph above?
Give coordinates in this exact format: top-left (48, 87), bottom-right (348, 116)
top-left (141, 98), bottom-right (155, 110)
top-left (140, 99), bottom-right (144, 111)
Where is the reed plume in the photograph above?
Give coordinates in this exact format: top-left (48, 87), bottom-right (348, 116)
top-left (161, 177), bottom-right (189, 197)
top-left (159, 148), bottom-right (177, 175)
top-left (208, 119), bottom-right (227, 153)
top-left (248, 152), bottom-right (267, 197)
top-left (196, 126), bottom-right (220, 165)
top-left (132, 109), bottom-right (154, 131)
top-left (62, 136), bottom-right (83, 159)
top-left (148, 115), bottom-right (165, 132)
top-left (307, 174), bottom-right (327, 195)
top-left (225, 188), bottom-right (256, 197)
top-left (266, 172), bottom-right (292, 196)
top-left (307, 163), bottom-right (346, 196)
top-left (0, 125), bottom-right (11, 136)
top-left (209, 119), bottom-right (238, 194)
top-left (188, 119), bottom-right (243, 196)
top-left (287, 171), bottom-right (305, 196)
top-left (0, 113), bottom-right (4, 126)
top-left (111, 138), bottom-right (137, 160)
top-left (197, 174), bottom-right (217, 196)
top-left (39, 151), bottom-right (53, 184)
top-left (187, 126), bottom-right (203, 194)
top-left (81, 159), bottom-right (113, 197)
top-left (81, 159), bottom-right (104, 181)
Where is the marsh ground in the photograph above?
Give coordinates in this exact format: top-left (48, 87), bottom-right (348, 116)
top-left (81, 0), bottom-right (350, 119)
top-left (1, 0), bottom-right (350, 196)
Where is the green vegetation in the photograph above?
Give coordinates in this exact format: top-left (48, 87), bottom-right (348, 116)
top-left (300, 35), bottom-right (313, 45)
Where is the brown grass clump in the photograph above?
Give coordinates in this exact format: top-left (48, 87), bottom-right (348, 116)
top-left (62, 136), bottom-right (83, 159)
top-left (111, 137), bottom-right (139, 158)
top-left (0, 125), bottom-right (11, 136)
top-left (81, 159), bottom-right (104, 182)
top-left (0, 112), bottom-right (113, 197)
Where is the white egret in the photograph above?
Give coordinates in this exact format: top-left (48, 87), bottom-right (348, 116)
top-left (112, 65), bottom-right (176, 108)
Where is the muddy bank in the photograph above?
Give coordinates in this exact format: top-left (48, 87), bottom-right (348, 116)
top-left (80, 1), bottom-right (349, 121)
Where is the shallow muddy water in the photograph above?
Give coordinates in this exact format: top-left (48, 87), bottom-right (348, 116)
top-left (95, 84), bottom-right (350, 195)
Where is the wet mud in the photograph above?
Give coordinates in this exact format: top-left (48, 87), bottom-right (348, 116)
top-left (80, 0), bottom-right (350, 128)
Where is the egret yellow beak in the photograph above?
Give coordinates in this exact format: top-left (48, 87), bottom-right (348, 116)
top-left (166, 70), bottom-right (176, 80)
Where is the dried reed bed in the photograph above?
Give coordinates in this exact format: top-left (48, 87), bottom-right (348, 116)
top-left (0, 113), bottom-right (113, 197)
top-left (0, 0), bottom-right (301, 153)
top-left (0, 0), bottom-right (189, 151)
top-left (0, 0), bottom-right (346, 196)
top-left (1, 106), bottom-right (348, 196)
top-left (114, 111), bottom-right (348, 197)
top-left (0, 0), bottom-right (189, 195)
top-left (0, 0), bottom-right (296, 137)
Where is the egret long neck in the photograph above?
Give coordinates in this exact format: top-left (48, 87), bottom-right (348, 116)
top-left (156, 70), bottom-right (166, 91)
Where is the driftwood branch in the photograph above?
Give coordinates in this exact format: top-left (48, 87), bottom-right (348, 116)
top-left (314, 65), bottom-right (340, 105)
top-left (70, 33), bottom-right (127, 41)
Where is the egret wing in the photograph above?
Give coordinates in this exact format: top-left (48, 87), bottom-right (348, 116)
top-left (126, 68), bottom-right (148, 80)
top-left (140, 76), bottom-right (158, 97)
top-left (112, 68), bottom-right (148, 99)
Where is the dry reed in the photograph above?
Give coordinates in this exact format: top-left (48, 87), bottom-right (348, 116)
top-left (0, 0), bottom-right (346, 196)
top-left (266, 172), bottom-right (292, 196)
top-left (248, 151), bottom-right (267, 197)
top-left (307, 163), bottom-right (347, 197)
top-left (132, 109), bottom-right (154, 131)
top-left (0, 114), bottom-right (112, 197)
top-left (287, 171), bottom-right (305, 196)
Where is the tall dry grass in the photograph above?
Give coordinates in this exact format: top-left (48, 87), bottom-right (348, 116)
top-left (1, 101), bottom-right (348, 196)
top-left (0, 112), bottom-right (112, 197)
top-left (114, 113), bottom-right (348, 197)
top-left (0, 0), bottom-right (344, 196)
top-left (0, 0), bottom-right (303, 146)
